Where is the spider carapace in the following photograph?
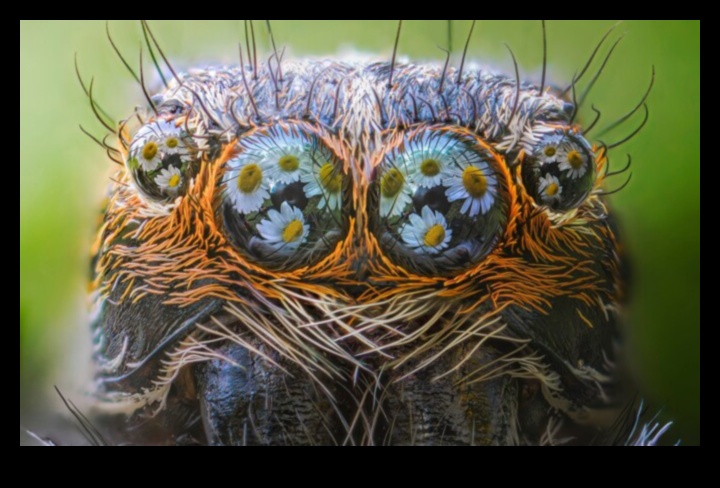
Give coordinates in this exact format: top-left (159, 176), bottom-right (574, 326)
top-left (90, 31), bottom-right (638, 445)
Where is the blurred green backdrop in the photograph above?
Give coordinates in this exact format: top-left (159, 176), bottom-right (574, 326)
top-left (20, 20), bottom-right (700, 444)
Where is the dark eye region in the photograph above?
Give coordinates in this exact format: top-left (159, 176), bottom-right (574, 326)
top-left (522, 130), bottom-right (596, 211)
top-left (126, 120), bottom-right (199, 202)
top-left (373, 128), bottom-right (510, 275)
top-left (221, 124), bottom-right (347, 270)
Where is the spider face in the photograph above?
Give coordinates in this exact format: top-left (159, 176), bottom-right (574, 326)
top-left (92, 59), bottom-right (625, 445)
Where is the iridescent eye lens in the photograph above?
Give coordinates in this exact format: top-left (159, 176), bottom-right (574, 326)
top-left (221, 124), bottom-right (347, 270)
top-left (373, 129), bottom-right (509, 275)
top-left (126, 120), bottom-right (198, 202)
top-left (522, 130), bottom-right (596, 211)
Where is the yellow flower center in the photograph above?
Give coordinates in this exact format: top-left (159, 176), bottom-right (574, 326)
top-left (166, 137), bottom-right (179, 149)
top-left (238, 164), bottom-right (263, 194)
top-left (545, 182), bottom-right (559, 197)
top-left (462, 166), bottom-right (488, 198)
top-left (142, 141), bottom-right (158, 161)
top-left (278, 155), bottom-right (300, 172)
top-left (381, 168), bottom-right (405, 198)
top-left (319, 163), bottom-right (343, 193)
top-left (168, 174), bottom-right (181, 188)
top-left (424, 224), bottom-right (446, 248)
top-left (543, 146), bottom-right (556, 157)
top-left (567, 150), bottom-right (584, 169)
top-left (420, 159), bottom-right (441, 176)
top-left (282, 220), bottom-right (304, 243)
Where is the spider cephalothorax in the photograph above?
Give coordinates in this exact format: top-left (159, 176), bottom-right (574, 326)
top-left (90, 50), bottom-right (633, 445)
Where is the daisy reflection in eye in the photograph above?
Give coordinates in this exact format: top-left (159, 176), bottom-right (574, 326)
top-left (303, 162), bottom-right (343, 211)
top-left (135, 141), bottom-right (162, 172)
top-left (257, 201), bottom-right (310, 251)
top-left (445, 163), bottom-right (497, 217)
top-left (267, 149), bottom-right (307, 184)
top-left (558, 148), bottom-right (588, 179)
top-left (537, 142), bottom-right (560, 165)
top-left (380, 167), bottom-right (412, 218)
top-left (226, 160), bottom-right (270, 214)
top-left (401, 206), bottom-right (453, 255)
top-left (538, 174), bottom-right (562, 203)
top-left (154, 166), bottom-right (183, 194)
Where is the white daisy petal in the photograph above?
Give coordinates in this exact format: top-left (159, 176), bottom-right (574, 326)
top-left (400, 205), bottom-right (453, 255)
top-left (538, 174), bottom-right (563, 203)
top-left (302, 162), bottom-right (344, 211)
top-left (558, 147), bottom-right (589, 179)
top-left (444, 163), bottom-right (497, 217)
top-left (257, 202), bottom-right (309, 252)
top-left (225, 158), bottom-right (270, 214)
top-left (154, 166), bottom-right (183, 193)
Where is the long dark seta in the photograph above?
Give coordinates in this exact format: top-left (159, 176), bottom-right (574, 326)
top-left (540, 20), bottom-right (547, 95)
top-left (388, 20), bottom-right (403, 88)
top-left (598, 66), bottom-right (655, 136)
top-left (456, 20), bottom-right (476, 84)
top-left (266, 20), bottom-right (283, 83)
top-left (140, 20), bottom-right (167, 88)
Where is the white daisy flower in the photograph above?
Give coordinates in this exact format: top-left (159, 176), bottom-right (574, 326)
top-left (264, 144), bottom-right (308, 184)
top-left (536, 142), bottom-right (560, 165)
top-left (154, 166), bottom-right (183, 193)
top-left (399, 132), bottom-right (459, 188)
top-left (129, 120), bottom-right (190, 172)
top-left (256, 201), bottom-right (310, 251)
top-left (225, 158), bottom-right (270, 214)
top-left (400, 205), bottom-right (453, 255)
top-left (538, 174), bottom-right (563, 203)
top-left (558, 147), bottom-right (588, 179)
top-left (133, 140), bottom-right (163, 172)
top-left (444, 163), bottom-right (497, 217)
top-left (379, 167), bottom-right (412, 218)
top-left (160, 134), bottom-right (191, 161)
top-left (302, 162), bottom-right (343, 211)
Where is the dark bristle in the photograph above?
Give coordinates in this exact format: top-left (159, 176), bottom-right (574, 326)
top-left (597, 66), bottom-right (655, 136)
top-left (106, 21), bottom-right (140, 84)
top-left (560, 21), bottom-right (620, 97)
top-left (138, 49), bottom-right (160, 117)
top-left (266, 20), bottom-right (283, 82)
top-left (539, 20), bottom-right (547, 95)
top-left (142, 20), bottom-right (183, 87)
top-left (388, 20), bottom-right (403, 88)
top-left (504, 43), bottom-right (521, 127)
top-left (607, 103), bottom-right (649, 149)
top-left (578, 34), bottom-right (625, 108)
top-left (238, 43), bottom-right (261, 120)
top-left (140, 20), bottom-right (167, 88)
top-left (456, 20), bottom-right (476, 84)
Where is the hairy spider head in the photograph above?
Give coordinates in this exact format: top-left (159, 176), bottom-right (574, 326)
top-left (90, 55), bottom-right (634, 445)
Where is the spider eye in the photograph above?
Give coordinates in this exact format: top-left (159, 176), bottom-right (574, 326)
top-left (221, 124), bottom-right (347, 270)
top-left (522, 130), bottom-right (596, 211)
top-left (373, 128), bottom-right (510, 275)
top-left (126, 121), bottom-right (198, 202)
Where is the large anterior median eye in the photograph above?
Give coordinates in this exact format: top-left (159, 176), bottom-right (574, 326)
top-left (221, 124), bottom-right (347, 270)
top-left (522, 129), bottom-right (596, 211)
top-left (373, 128), bottom-right (510, 275)
top-left (126, 120), bottom-right (198, 202)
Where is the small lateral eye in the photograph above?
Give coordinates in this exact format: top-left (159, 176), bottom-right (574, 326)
top-left (126, 120), bottom-right (198, 202)
top-left (372, 128), bottom-right (510, 276)
top-left (221, 123), bottom-right (347, 271)
top-left (522, 130), bottom-right (596, 211)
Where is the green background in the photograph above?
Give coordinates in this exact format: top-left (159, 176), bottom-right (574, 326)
top-left (20, 20), bottom-right (700, 444)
